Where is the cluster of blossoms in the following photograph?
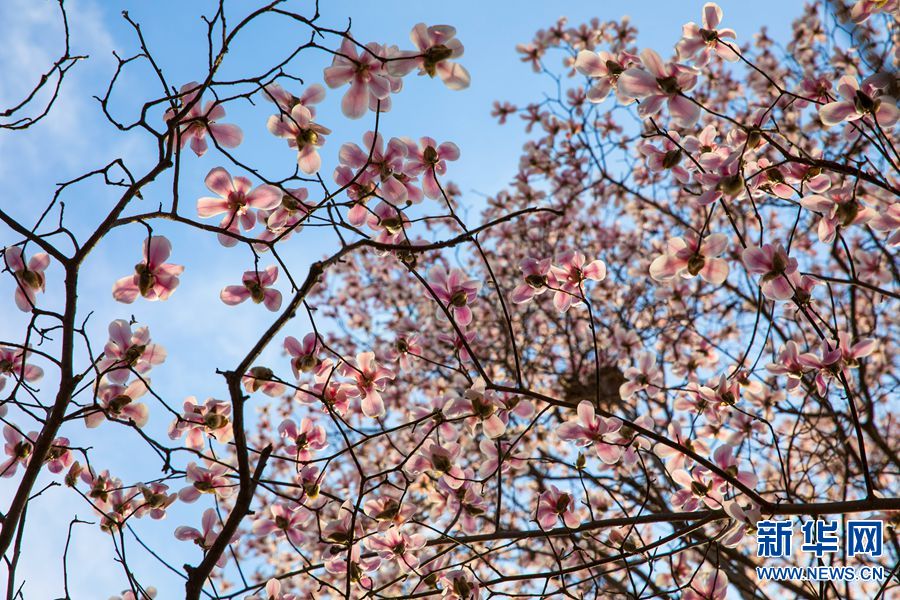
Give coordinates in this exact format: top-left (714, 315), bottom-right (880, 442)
top-left (1, 1), bottom-right (898, 599)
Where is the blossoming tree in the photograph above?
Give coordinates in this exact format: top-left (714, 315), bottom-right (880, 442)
top-left (1, 1), bottom-right (898, 598)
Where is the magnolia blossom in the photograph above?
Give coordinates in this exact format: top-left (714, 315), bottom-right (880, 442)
top-left (511, 257), bottom-right (553, 304)
top-left (388, 24), bottom-right (471, 90)
top-left (557, 401), bottom-right (625, 464)
top-left (221, 265), bottom-right (283, 311)
top-left (178, 461), bottom-right (234, 502)
top-left (341, 351), bottom-right (394, 418)
top-left (683, 569), bottom-right (729, 600)
top-left (620, 352), bottom-right (663, 399)
top-left (549, 251), bottom-right (606, 312)
top-left (870, 202), bottom-right (900, 247)
top-left (407, 439), bottom-right (467, 489)
top-left (649, 232), bottom-right (729, 285)
top-left (86, 378), bottom-right (150, 428)
top-left (1, 426), bottom-right (36, 478)
top-left (573, 49), bottom-right (638, 103)
top-left (252, 502), bottom-right (310, 546)
top-left (262, 82), bottom-right (325, 116)
top-left (4, 246), bottom-right (49, 311)
top-left (169, 397), bottom-right (233, 449)
top-left (174, 508), bottom-right (231, 567)
top-left (536, 484), bottom-right (582, 529)
top-left (267, 103), bottom-right (332, 173)
top-left (97, 319), bottom-right (166, 384)
top-left (445, 377), bottom-right (507, 438)
top-left (324, 544), bottom-right (380, 590)
top-left (818, 75), bottom-right (899, 128)
top-left (742, 243), bottom-right (799, 301)
top-left (365, 526), bottom-right (426, 572)
top-left (324, 39), bottom-right (402, 118)
top-left (676, 3), bottom-right (738, 66)
top-left (284, 333), bottom-right (322, 379)
top-left (112, 236), bottom-right (184, 303)
top-left (617, 49), bottom-right (700, 127)
top-left (197, 167), bottom-right (282, 246)
top-left (438, 569), bottom-right (480, 600)
top-left (800, 190), bottom-right (875, 244)
top-left (0, 345), bottom-right (43, 393)
top-left (405, 136), bottom-right (460, 199)
top-left (278, 418), bottom-right (327, 461)
top-left (428, 264), bottom-right (481, 326)
top-left (165, 82), bottom-right (243, 156)
top-left (245, 578), bottom-right (299, 600)
top-left (638, 135), bottom-right (691, 183)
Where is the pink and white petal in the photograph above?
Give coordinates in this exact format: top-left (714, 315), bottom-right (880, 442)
top-left (197, 197), bottom-right (230, 217)
top-left (208, 123), bottom-right (243, 148)
top-left (205, 167), bottom-right (234, 197)
top-left (220, 285), bottom-right (251, 305)
top-left (263, 289), bottom-right (283, 311)
top-left (341, 81), bottom-right (369, 119)
top-left (112, 276), bottom-right (140, 304)
top-left (700, 258), bottom-right (729, 285)
top-left (436, 61), bottom-right (471, 90)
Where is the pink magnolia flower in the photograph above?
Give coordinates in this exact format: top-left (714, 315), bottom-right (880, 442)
top-left (573, 49), bottom-right (639, 104)
top-left (549, 251), bottom-right (606, 312)
top-left (800, 334), bottom-right (876, 395)
top-left (245, 578), bottom-right (299, 600)
top-left (428, 264), bottom-right (481, 326)
top-left (339, 132), bottom-right (414, 204)
top-left (364, 493), bottom-right (416, 528)
top-left (324, 544), bottom-right (381, 590)
top-left (491, 100), bottom-right (517, 124)
top-left (800, 189), bottom-right (875, 244)
top-left (97, 319), bottom-right (166, 384)
top-left (86, 378), bottom-right (150, 428)
top-left (536, 484), bottom-right (583, 529)
top-left (324, 39), bottom-right (402, 118)
top-left (617, 49), bottom-right (700, 127)
top-left (277, 418), bottom-right (327, 461)
top-left (112, 236), bottom-right (184, 303)
top-left (174, 508), bottom-right (231, 568)
top-left (134, 483), bottom-right (177, 520)
top-left (681, 125), bottom-right (731, 171)
top-left (445, 377), bottom-right (507, 439)
top-left (748, 158), bottom-right (795, 199)
top-left (764, 340), bottom-right (808, 389)
top-left (405, 136), bottom-right (460, 199)
top-left (221, 265), bottom-right (282, 311)
top-left (266, 103), bottom-right (331, 174)
top-left (557, 401), bottom-right (625, 465)
top-left (722, 501), bottom-right (763, 547)
top-left (365, 527), bottom-right (426, 572)
top-left (284, 333), bottom-right (323, 379)
top-left (854, 248), bottom-right (892, 286)
top-left (742, 243), bottom-right (799, 301)
top-left (511, 257), bottom-right (553, 304)
top-left (366, 202), bottom-right (411, 244)
top-left (4, 246), bottom-right (49, 311)
top-left (407, 439), bottom-right (467, 489)
top-left (649, 232), bottom-right (729, 285)
top-left (262, 82), bottom-right (325, 116)
top-left (620, 352), bottom-right (663, 399)
top-left (711, 443), bottom-right (759, 491)
top-left (654, 423), bottom-right (710, 472)
top-left (168, 397), bottom-right (233, 449)
top-left (850, 0), bottom-right (899, 22)
top-left (387, 24), bottom-right (471, 90)
top-left (670, 466), bottom-right (725, 511)
top-left (241, 366), bottom-right (285, 397)
top-left (438, 569), bottom-right (480, 600)
top-left (683, 569), bottom-right (729, 600)
top-left (638, 135), bottom-right (691, 184)
top-left (252, 502), bottom-right (310, 546)
top-left (263, 187), bottom-right (311, 237)
top-left (1, 426), bottom-right (36, 478)
top-left (341, 351), bottom-right (394, 418)
top-left (676, 3), bottom-right (739, 66)
top-left (696, 154), bottom-right (746, 206)
top-left (478, 437), bottom-right (526, 478)
top-left (178, 461), bottom-right (234, 502)
top-left (818, 75), bottom-right (899, 128)
top-left (385, 332), bottom-right (423, 371)
top-left (197, 167), bottom-right (281, 246)
top-left (165, 82), bottom-right (243, 157)
top-left (0, 345), bottom-right (43, 393)
top-left (870, 202), bottom-right (900, 247)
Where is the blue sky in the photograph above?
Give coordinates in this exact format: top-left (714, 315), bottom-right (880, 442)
top-left (0, 0), bottom-right (796, 597)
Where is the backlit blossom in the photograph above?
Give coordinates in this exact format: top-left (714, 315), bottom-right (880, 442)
top-left (97, 319), bottom-right (166, 384)
top-left (341, 351), bottom-right (394, 418)
top-left (617, 49), bottom-right (700, 127)
top-left (165, 82), bottom-right (243, 157)
top-left (818, 75), bottom-right (899, 128)
top-left (649, 232), bottom-right (729, 285)
top-left (0, 345), bottom-right (43, 393)
top-left (428, 264), bottom-right (481, 326)
top-left (197, 167), bottom-right (282, 246)
top-left (4, 246), bottom-right (49, 311)
top-left (742, 243), bottom-right (798, 301)
top-left (388, 24), bottom-right (471, 90)
top-left (278, 418), bottom-right (327, 461)
top-left (112, 236), bottom-right (184, 303)
top-left (536, 484), bottom-right (582, 529)
top-left (676, 3), bottom-right (738, 66)
top-left (221, 265), bottom-right (282, 311)
top-left (365, 526), bottom-right (426, 572)
top-left (324, 38), bottom-right (402, 118)
top-left (266, 103), bottom-right (332, 174)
